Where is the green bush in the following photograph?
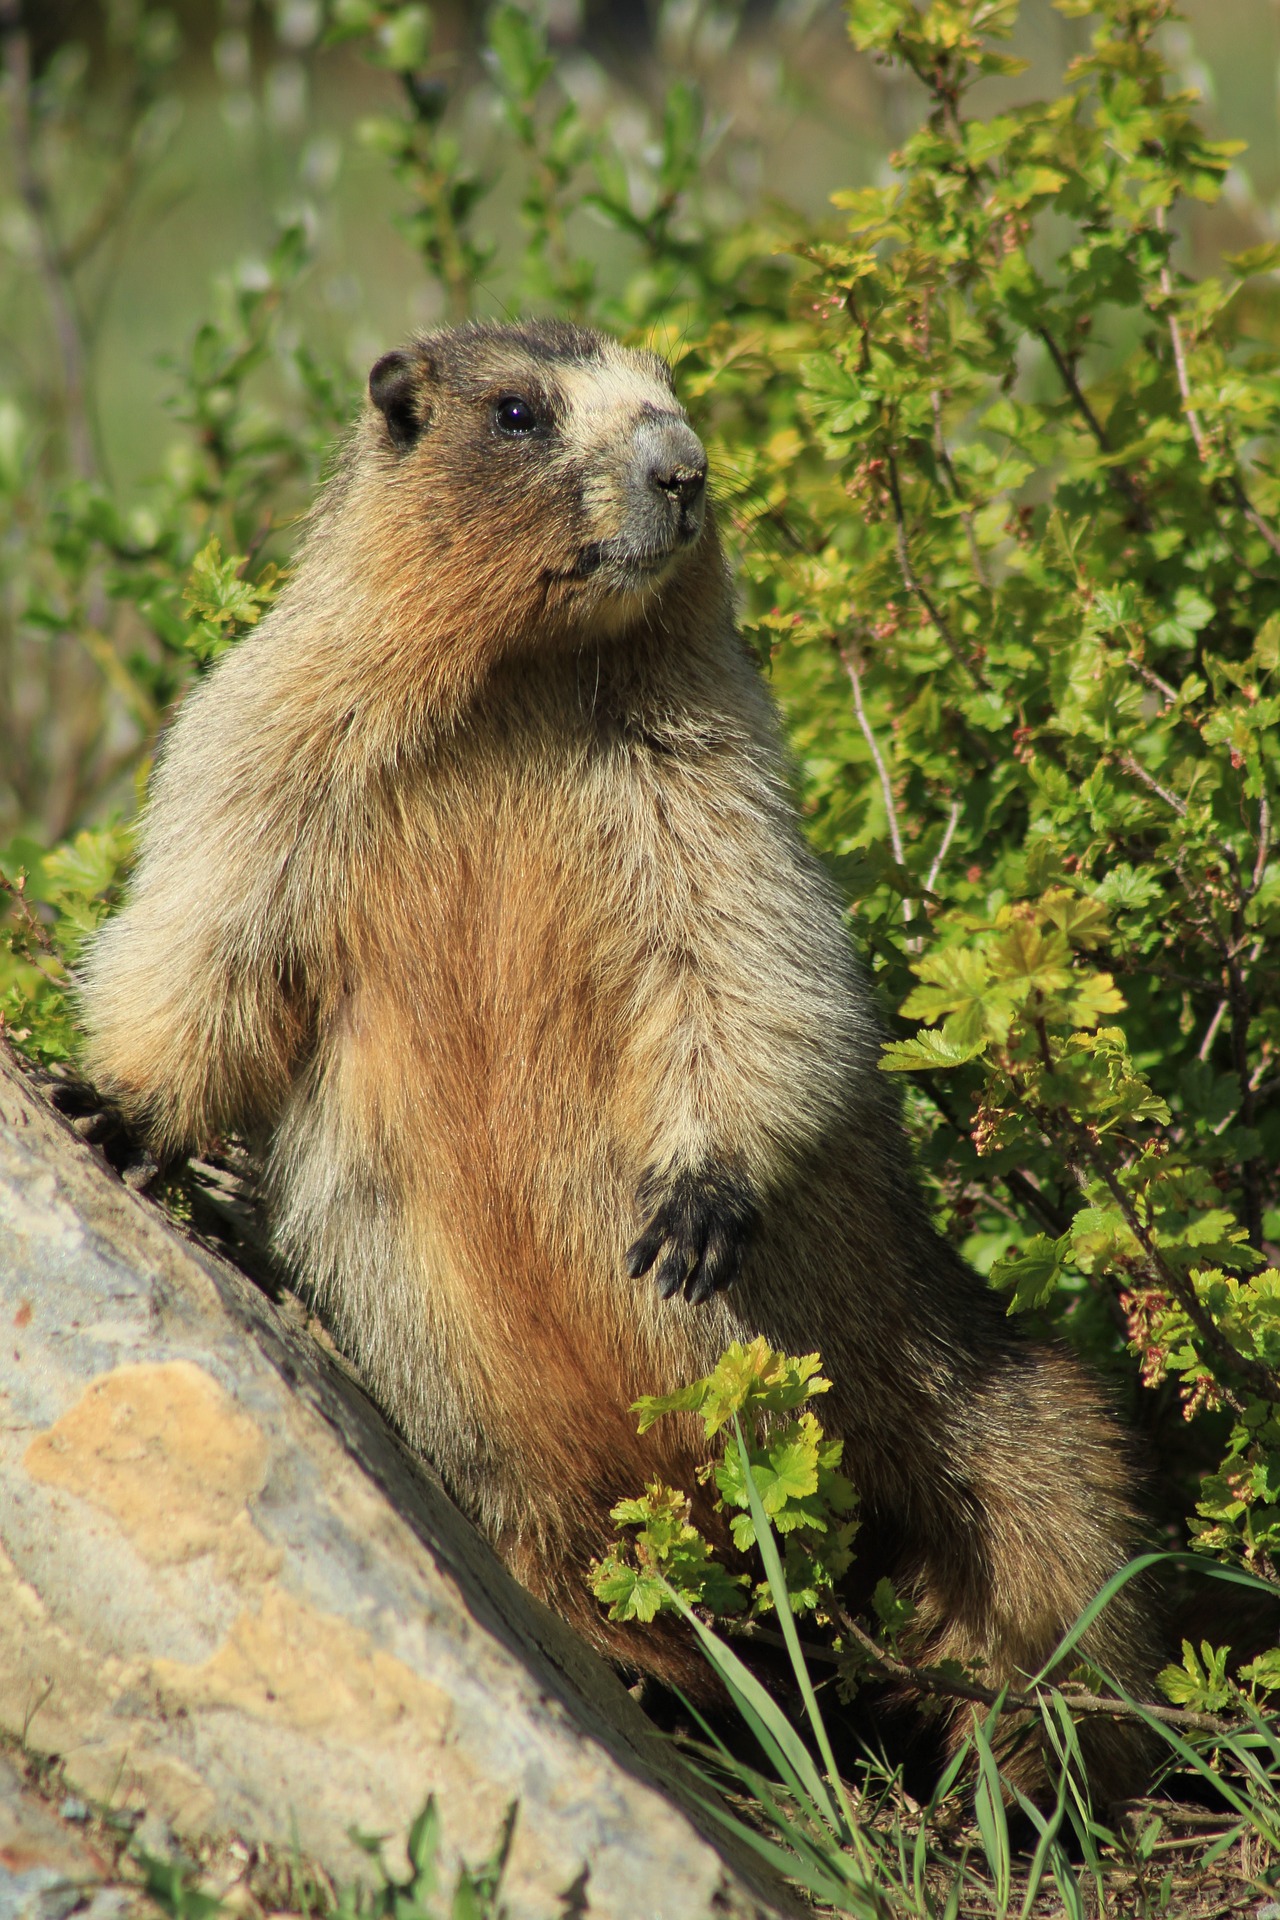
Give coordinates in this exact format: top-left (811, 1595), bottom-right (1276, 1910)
top-left (757, 0), bottom-right (1280, 1608)
top-left (3, 0), bottom-right (1279, 1799)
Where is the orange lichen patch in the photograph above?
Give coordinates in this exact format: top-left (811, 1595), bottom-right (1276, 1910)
top-left (23, 1361), bottom-right (276, 1577)
top-left (152, 1585), bottom-right (453, 1744)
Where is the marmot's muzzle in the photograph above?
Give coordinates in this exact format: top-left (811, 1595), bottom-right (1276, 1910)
top-left (622, 414), bottom-right (708, 561)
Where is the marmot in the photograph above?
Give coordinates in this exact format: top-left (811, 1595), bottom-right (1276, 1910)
top-left (81, 320), bottom-right (1153, 1791)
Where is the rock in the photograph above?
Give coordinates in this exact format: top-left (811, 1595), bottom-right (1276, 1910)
top-left (0, 1748), bottom-right (139, 1920)
top-left (0, 1045), bottom-right (796, 1919)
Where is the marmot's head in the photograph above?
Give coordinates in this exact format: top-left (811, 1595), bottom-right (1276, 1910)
top-left (349, 321), bottom-right (718, 656)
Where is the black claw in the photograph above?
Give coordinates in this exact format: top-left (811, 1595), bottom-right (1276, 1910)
top-left (626, 1223), bottom-right (665, 1279)
top-left (696, 1231), bottom-right (738, 1299)
top-left (626, 1159), bottom-right (758, 1307)
top-left (656, 1253), bottom-right (688, 1298)
top-left (50, 1081), bottom-right (99, 1117)
top-left (685, 1265), bottom-right (716, 1307)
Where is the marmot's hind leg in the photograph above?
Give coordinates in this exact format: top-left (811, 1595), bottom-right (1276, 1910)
top-left (906, 1344), bottom-right (1156, 1804)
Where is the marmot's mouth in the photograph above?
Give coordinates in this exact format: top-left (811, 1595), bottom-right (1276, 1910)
top-left (542, 530), bottom-right (698, 601)
top-left (569, 539), bottom-right (687, 588)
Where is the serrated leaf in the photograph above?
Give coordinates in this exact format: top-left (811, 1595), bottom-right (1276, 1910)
top-left (879, 1028), bottom-right (986, 1072)
top-left (990, 1233), bottom-right (1068, 1312)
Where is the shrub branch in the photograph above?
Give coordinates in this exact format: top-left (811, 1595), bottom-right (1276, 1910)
top-left (741, 1610), bottom-right (1242, 1738)
top-left (885, 456), bottom-right (986, 689)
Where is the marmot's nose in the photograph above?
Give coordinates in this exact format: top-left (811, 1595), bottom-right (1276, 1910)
top-left (639, 417), bottom-right (708, 513)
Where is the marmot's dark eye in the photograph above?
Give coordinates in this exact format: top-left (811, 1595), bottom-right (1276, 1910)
top-left (494, 395), bottom-right (540, 436)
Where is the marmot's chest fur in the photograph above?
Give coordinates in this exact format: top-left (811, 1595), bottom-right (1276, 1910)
top-left (81, 319), bottom-right (1155, 1798)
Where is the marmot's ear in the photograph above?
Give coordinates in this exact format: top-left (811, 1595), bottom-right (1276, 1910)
top-left (369, 349), bottom-right (433, 452)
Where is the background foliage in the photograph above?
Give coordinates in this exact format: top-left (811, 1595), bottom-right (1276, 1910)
top-left (3, 0), bottom-right (1280, 1774)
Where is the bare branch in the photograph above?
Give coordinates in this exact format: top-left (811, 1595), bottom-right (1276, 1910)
top-left (1251, 790), bottom-right (1272, 899)
top-left (1117, 751), bottom-right (1187, 817)
top-left (924, 797), bottom-right (962, 898)
top-left (842, 644), bottom-right (909, 883)
top-left (1036, 325), bottom-right (1149, 527)
top-left (741, 1608), bottom-right (1247, 1740)
top-left (1197, 999), bottom-right (1228, 1063)
top-left (0, 2), bottom-right (97, 481)
top-left (1156, 207), bottom-right (1208, 463)
top-left (885, 456), bottom-right (986, 689)
top-left (1132, 659), bottom-right (1180, 708)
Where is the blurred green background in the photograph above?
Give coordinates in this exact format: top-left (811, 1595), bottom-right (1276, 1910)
top-left (8, 0), bottom-right (1278, 498)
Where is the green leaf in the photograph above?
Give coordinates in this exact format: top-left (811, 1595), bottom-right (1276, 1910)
top-left (760, 1429), bottom-right (820, 1507)
top-left (591, 1558), bottom-right (670, 1623)
top-left (1225, 243), bottom-right (1280, 277)
top-left (879, 1028), bottom-right (985, 1071)
top-left (991, 1233), bottom-right (1068, 1313)
top-left (1239, 1647), bottom-right (1280, 1694)
top-left (846, 0), bottom-right (910, 52)
top-left (182, 537), bottom-right (279, 665)
top-left (1157, 1640), bottom-right (1234, 1712)
top-left (488, 4), bottom-right (552, 99)
top-left (374, 4), bottom-right (433, 72)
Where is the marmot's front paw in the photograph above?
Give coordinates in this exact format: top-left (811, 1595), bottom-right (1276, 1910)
top-left (49, 1079), bottom-right (163, 1193)
top-left (625, 1161), bottom-right (758, 1306)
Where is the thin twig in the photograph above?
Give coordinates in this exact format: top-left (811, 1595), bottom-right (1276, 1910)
top-left (1115, 751), bottom-right (1187, 819)
top-left (924, 798), bottom-right (962, 898)
top-left (78, 627), bottom-right (160, 733)
top-left (1226, 912), bottom-right (1265, 1251)
top-left (885, 456), bottom-right (987, 689)
top-left (760, 1608), bottom-right (1249, 1739)
top-left (1230, 478), bottom-right (1280, 565)
top-left (0, 1), bottom-right (97, 481)
top-left (1155, 206), bottom-right (1280, 564)
top-left (1133, 659), bottom-right (1180, 708)
top-left (842, 644), bottom-right (909, 884)
top-left (1156, 207), bottom-right (1208, 462)
top-left (1114, 761), bottom-right (1267, 1220)
top-left (1250, 791), bottom-right (1272, 899)
top-left (1198, 999), bottom-right (1229, 1063)
top-left (1069, 1127), bottom-right (1277, 1405)
top-left (1035, 325), bottom-right (1111, 454)
top-left (58, 151), bottom-right (140, 275)
top-left (1036, 324), bottom-right (1149, 527)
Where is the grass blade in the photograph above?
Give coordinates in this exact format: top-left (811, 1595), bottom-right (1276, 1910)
top-left (663, 1584), bottom-right (845, 1839)
top-left (969, 1709), bottom-right (1011, 1916)
top-left (1010, 1766), bottom-right (1069, 1920)
top-left (730, 1412), bottom-right (861, 1847)
top-left (1028, 1551), bottom-right (1166, 1684)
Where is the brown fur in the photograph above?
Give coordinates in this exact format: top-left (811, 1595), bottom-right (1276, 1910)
top-left (81, 322), bottom-right (1155, 1794)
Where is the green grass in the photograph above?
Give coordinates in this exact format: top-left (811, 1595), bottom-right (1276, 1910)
top-left (655, 1428), bottom-right (1280, 1918)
